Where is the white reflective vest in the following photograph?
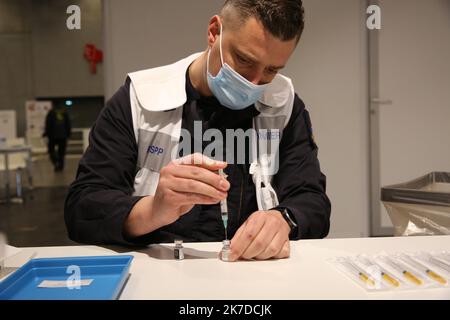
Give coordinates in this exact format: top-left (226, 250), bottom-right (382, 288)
top-left (128, 52), bottom-right (295, 211)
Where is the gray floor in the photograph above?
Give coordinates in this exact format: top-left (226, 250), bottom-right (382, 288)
top-left (0, 155), bottom-right (82, 247)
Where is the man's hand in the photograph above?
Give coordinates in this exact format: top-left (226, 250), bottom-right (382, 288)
top-left (228, 210), bottom-right (291, 261)
top-left (124, 153), bottom-right (230, 238)
top-left (151, 153), bottom-right (230, 227)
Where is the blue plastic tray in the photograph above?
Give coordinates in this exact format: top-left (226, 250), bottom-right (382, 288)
top-left (0, 255), bottom-right (133, 300)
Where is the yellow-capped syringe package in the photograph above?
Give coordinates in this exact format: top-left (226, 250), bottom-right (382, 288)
top-left (330, 251), bottom-right (450, 292)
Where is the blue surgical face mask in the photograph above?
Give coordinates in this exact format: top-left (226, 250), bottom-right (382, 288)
top-left (206, 24), bottom-right (268, 110)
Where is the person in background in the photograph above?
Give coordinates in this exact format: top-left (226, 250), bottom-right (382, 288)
top-left (43, 105), bottom-right (71, 172)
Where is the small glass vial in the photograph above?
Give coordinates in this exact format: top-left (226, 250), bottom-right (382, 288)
top-left (174, 240), bottom-right (184, 260)
top-left (221, 240), bottom-right (231, 262)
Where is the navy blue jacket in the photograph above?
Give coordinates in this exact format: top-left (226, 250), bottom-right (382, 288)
top-left (64, 73), bottom-right (331, 246)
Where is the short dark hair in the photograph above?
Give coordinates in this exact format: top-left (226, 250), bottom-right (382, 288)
top-left (221, 0), bottom-right (305, 42)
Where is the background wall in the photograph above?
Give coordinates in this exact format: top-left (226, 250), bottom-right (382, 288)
top-left (0, 0), bottom-right (103, 136)
top-left (103, 0), bottom-right (370, 238)
top-left (286, 0), bottom-right (370, 238)
top-left (0, 0), bottom-right (33, 137)
top-left (103, 0), bottom-right (221, 99)
top-left (372, 0), bottom-right (450, 233)
top-left (31, 0), bottom-right (103, 97)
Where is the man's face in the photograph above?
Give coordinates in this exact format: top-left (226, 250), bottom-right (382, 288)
top-left (207, 16), bottom-right (298, 85)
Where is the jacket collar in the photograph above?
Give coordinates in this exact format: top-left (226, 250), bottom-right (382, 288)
top-left (128, 52), bottom-right (202, 112)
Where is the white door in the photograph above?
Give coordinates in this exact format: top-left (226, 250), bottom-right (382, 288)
top-left (370, 0), bottom-right (450, 235)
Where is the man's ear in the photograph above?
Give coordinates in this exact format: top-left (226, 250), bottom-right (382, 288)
top-left (207, 15), bottom-right (221, 47)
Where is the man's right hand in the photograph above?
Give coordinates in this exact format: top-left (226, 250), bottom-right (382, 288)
top-left (152, 153), bottom-right (229, 227)
top-left (124, 153), bottom-right (229, 238)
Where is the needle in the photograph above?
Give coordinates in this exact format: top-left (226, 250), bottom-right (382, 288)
top-left (218, 169), bottom-right (228, 240)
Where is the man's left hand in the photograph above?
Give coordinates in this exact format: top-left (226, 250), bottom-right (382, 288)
top-left (229, 210), bottom-right (291, 261)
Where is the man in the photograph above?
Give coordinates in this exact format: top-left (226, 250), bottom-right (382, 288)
top-left (44, 104), bottom-right (71, 172)
top-left (65, 0), bottom-right (331, 261)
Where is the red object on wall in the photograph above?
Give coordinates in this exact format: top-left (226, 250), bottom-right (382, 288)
top-left (84, 44), bottom-right (103, 74)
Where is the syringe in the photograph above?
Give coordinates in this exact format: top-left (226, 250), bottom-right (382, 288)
top-left (218, 169), bottom-right (228, 240)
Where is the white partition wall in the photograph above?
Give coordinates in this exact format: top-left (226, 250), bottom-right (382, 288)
top-left (0, 110), bottom-right (17, 139)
